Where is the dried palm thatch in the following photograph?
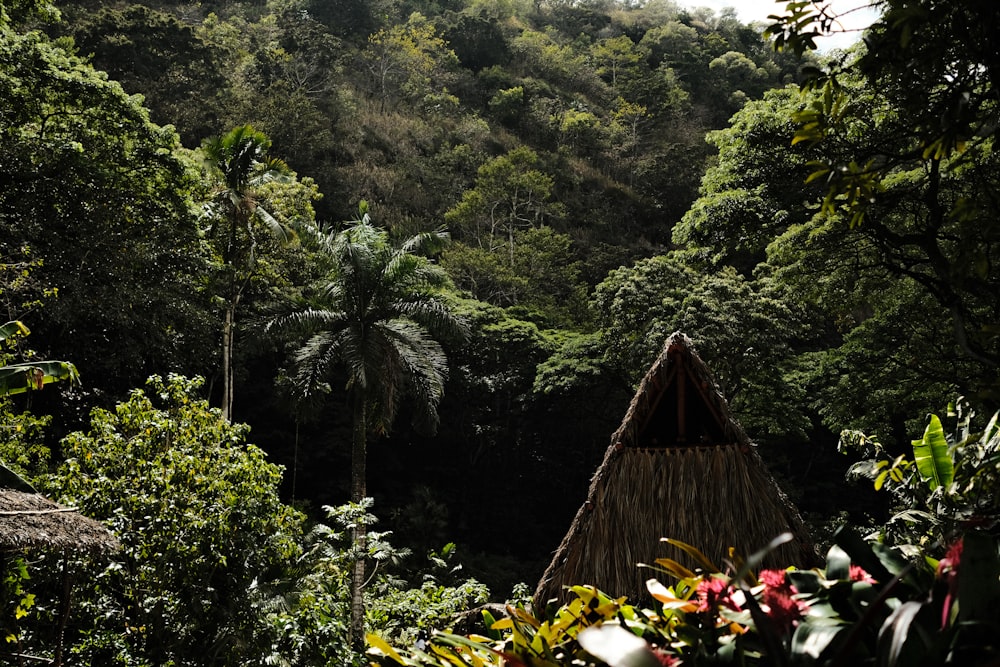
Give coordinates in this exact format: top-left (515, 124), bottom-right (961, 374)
top-left (0, 489), bottom-right (119, 554)
top-left (534, 332), bottom-right (816, 608)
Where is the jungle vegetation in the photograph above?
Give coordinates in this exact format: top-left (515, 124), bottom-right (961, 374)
top-left (1, 0), bottom-right (999, 663)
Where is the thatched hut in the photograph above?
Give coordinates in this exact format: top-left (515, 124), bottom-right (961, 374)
top-left (534, 332), bottom-right (816, 608)
top-left (0, 486), bottom-right (119, 666)
top-left (0, 488), bottom-right (119, 554)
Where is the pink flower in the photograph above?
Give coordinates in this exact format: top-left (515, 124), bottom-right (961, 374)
top-left (849, 565), bottom-right (876, 584)
top-left (651, 647), bottom-right (681, 666)
top-left (696, 577), bottom-right (741, 613)
top-left (937, 538), bottom-right (963, 577)
top-left (758, 569), bottom-right (788, 589)
top-left (758, 569), bottom-right (808, 634)
top-left (937, 538), bottom-right (963, 628)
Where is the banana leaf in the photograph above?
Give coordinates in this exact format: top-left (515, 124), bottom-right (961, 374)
top-left (912, 414), bottom-right (954, 490)
top-left (0, 360), bottom-right (80, 396)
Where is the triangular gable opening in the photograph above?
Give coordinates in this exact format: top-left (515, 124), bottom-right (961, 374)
top-left (636, 346), bottom-right (729, 448)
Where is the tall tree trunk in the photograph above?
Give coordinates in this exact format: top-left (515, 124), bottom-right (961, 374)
top-left (221, 285), bottom-right (243, 422)
top-left (221, 305), bottom-right (234, 421)
top-left (349, 393), bottom-right (367, 652)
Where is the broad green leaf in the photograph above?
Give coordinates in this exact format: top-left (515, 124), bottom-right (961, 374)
top-left (912, 414), bottom-right (953, 490)
top-left (482, 609), bottom-right (501, 640)
top-left (0, 360), bottom-right (80, 396)
top-left (791, 622), bottom-right (845, 660)
top-left (981, 410), bottom-right (1000, 450)
top-left (834, 528), bottom-right (893, 584)
top-left (0, 321), bottom-right (29, 342)
top-left (877, 601), bottom-right (924, 667)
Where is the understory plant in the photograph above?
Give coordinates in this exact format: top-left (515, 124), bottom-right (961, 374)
top-left (264, 498), bottom-right (491, 666)
top-left (369, 528), bottom-right (999, 666)
top-left (840, 400), bottom-right (1000, 555)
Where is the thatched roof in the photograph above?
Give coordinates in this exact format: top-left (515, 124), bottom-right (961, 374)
top-left (534, 332), bottom-right (816, 608)
top-left (0, 489), bottom-right (120, 554)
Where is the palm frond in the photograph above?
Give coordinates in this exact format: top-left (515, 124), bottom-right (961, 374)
top-left (254, 206), bottom-right (289, 242)
top-left (291, 331), bottom-right (341, 398)
top-left (291, 219), bottom-right (333, 253)
top-left (394, 298), bottom-right (470, 343)
top-left (378, 319), bottom-right (449, 431)
top-left (250, 156), bottom-right (293, 186)
top-left (398, 228), bottom-right (450, 255)
top-left (267, 308), bottom-right (348, 337)
top-left (338, 323), bottom-right (370, 390)
top-left (279, 210), bottom-right (464, 439)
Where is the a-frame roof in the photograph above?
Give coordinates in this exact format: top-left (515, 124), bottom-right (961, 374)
top-left (534, 332), bottom-right (816, 608)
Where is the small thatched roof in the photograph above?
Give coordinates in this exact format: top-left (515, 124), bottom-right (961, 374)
top-left (534, 332), bottom-right (816, 608)
top-left (0, 489), bottom-right (119, 554)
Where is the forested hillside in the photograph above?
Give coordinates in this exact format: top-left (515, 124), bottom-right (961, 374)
top-left (3, 0), bottom-right (1000, 662)
top-left (5, 0), bottom-right (819, 580)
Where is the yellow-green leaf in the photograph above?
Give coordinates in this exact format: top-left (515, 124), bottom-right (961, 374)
top-left (367, 633), bottom-right (405, 664)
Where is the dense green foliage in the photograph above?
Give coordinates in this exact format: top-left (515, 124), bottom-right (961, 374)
top-left (45, 375), bottom-right (304, 665)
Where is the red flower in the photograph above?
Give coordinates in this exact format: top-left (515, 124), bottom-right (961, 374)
top-left (758, 569), bottom-right (808, 634)
top-left (849, 565), bottom-right (876, 584)
top-left (937, 538), bottom-right (963, 577)
top-left (652, 647), bottom-right (681, 666)
top-left (696, 577), bottom-right (741, 613)
top-left (937, 538), bottom-right (963, 628)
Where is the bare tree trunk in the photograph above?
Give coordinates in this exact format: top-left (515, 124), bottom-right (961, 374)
top-left (221, 306), bottom-right (234, 421)
top-left (349, 394), bottom-right (367, 652)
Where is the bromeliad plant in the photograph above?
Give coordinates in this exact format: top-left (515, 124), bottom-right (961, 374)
top-left (369, 405), bottom-right (1000, 666)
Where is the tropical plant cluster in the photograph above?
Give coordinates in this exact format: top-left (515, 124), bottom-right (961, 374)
top-left (372, 530), bottom-right (998, 667)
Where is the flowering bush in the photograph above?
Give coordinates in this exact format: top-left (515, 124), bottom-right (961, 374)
top-left (369, 527), bottom-right (999, 666)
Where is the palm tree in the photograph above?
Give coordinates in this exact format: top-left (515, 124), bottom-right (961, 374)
top-left (272, 203), bottom-right (467, 649)
top-left (202, 125), bottom-right (291, 421)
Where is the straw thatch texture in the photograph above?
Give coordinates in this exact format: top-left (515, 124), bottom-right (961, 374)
top-left (0, 489), bottom-right (119, 554)
top-left (534, 332), bottom-right (816, 608)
